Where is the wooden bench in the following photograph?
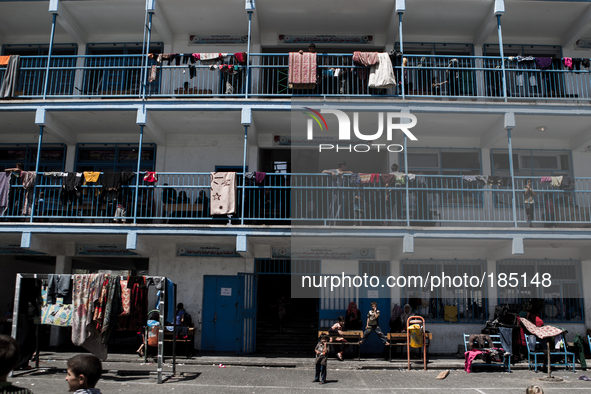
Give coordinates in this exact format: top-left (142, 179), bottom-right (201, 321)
top-left (164, 327), bottom-right (195, 358)
top-left (145, 326), bottom-right (195, 359)
top-left (318, 330), bottom-right (363, 361)
top-left (387, 332), bottom-right (433, 362)
top-left (463, 333), bottom-right (511, 372)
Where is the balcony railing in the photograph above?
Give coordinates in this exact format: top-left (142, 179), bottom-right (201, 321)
top-left (2, 53), bottom-right (590, 100)
top-left (3, 173), bottom-right (590, 227)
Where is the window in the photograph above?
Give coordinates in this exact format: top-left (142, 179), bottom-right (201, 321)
top-left (2, 43), bottom-right (78, 95)
top-left (402, 148), bottom-right (481, 175)
top-left (84, 42), bottom-right (163, 95)
top-left (402, 148), bottom-right (483, 207)
top-left (491, 149), bottom-right (572, 177)
top-left (75, 143), bottom-right (156, 172)
top-left (401, 259), bottom-right (488, 323)
top-left (497, 260), bottom-right (583, 323)
top-left (0, 144), bottom-right (66, 172)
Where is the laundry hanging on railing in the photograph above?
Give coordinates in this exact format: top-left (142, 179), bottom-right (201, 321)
top-left (368, 53), bottom-right (396, 89)
top-left (143, 171), bottom-right (158, 183)
top-left (210, 172), bottom-right (237, 215)
top-left (20, 171), bottom-right (36, 216)
top-left (0, 55), bottom-right (20, 98)
top-left (288, 52), bottom-right (318, 89)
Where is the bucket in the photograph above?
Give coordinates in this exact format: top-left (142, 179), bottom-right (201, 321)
top-left (408, 324), bottom-right (423, 348)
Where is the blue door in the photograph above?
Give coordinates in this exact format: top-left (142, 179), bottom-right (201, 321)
top-left (358, 261), bottom-right (391, 354)
top-left (202, 275), bottom-right (239, 352)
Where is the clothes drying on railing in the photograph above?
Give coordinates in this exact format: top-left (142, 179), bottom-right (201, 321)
top-left (0, 172), bottom-right (10, 214)
top-left (369, 53), bottom-right (396, 89)
top-left (210, 172), bottom-right (237, 215)
top-left (0, 55), bottom-right (20, 98)
top-left (288, 52), bottom-right (318, 89)
top-left (20, 171), bottom-right (36, 216)
top-left (83, 171), bottom-right (101, 185)
top-left (101, 171), bottom-right (135, 201)
top-left (143, 171), bottom-right (158, 183)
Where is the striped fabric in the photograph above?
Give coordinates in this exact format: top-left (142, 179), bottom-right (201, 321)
top-left (288, 52), bottom-right (317, 85)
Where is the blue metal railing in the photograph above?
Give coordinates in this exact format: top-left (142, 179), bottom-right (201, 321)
top-left (2, 173), bottom-right (590, 227)
top-left (4, 53), bottom-right (591, 100)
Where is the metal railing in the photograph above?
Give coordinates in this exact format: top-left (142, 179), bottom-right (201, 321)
top-left (2, 173), bottom-right (590, 227)
top-left (3, 53), bottom-right (591, 100)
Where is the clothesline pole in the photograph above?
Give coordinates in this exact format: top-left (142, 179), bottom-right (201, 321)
top-left (42, 13), bottom-right (57, 100)
top-left (157, 277), bottom-right (165, 384)
top-left (133, 125), bottom-right (144, 224)
top-left (30, 125), bottom-right (44, 223)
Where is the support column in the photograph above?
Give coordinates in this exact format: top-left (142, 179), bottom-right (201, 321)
top-left (142, 0), bottom-right (155, 99)
top-left (504, 113), bottom-right (517, 227)
top-left (241, 108), bottom-right (252, 225)
top-left (31, 118), bottom-right (45, 222)
top-left (494, 0), bottom-right (507, 102)
top-left (43, 10), bottom-right (58, 99)
top-left (397, 0), bottom-right (405, 99)
top-left (486, 260), bottom-right (498, 320)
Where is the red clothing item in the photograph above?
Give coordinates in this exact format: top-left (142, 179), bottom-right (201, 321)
top-left (518, 313), bottom-right (543, 346)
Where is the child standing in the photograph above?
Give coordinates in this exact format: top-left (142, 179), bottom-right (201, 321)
top-left (0, 334), bottom-right (33, 394)
top-left (329, 316), bottom-right (349, 361)
top-left (359, 301), bottom-right (389, 346)
top-left (65, 354), bottom-right (103, 393)
top-left (312, 334), bottom-right (328, 384)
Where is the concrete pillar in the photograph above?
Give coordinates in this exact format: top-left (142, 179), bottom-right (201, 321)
top-left (390, 259), bottom-right (401, 308)
top-left (486, 259), bottom-right (498, 320)
top-left (65, 144), bottom-right (76, 171)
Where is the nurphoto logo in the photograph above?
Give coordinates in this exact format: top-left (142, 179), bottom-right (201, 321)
top-left (304, 108), bottom-right (418, 153)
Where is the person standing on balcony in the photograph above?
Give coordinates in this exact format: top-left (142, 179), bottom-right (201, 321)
top-left (524, 179), bottom-right (536, 227)
top-left (161, 183), bottom-right (177, 223)
top-left (322, 161), bottom-right (352, 225)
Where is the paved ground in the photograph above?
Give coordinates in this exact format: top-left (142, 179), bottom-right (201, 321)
top-left (7, 352), bottom-right (591, 393)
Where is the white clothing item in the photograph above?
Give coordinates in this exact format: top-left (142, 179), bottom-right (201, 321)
top-left (368, 53), bottom-right (396, 89)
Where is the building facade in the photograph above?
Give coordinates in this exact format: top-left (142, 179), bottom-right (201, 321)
top-left (1, 0), bottom-right (591, 355)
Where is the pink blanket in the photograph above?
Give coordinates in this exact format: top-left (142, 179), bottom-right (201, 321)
top-left (353, 52), bottom-right (379, 66)
top-left (288, 52), bottom-right (317, 85)
top-left (518, 316), bottom-right (564, 339)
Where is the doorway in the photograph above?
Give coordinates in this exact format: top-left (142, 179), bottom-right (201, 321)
top-left (255, 259), bottom-right (319, 354)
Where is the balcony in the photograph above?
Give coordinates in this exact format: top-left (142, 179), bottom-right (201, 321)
top-left (1, 54), bottom-right (590, 101)
top-left (4, 173), bottom-right (590, 228)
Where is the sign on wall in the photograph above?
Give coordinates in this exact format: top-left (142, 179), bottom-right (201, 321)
top-left (279, 34), bottom-right (373, 45)
top-left (272, 246), bottom-right (375, 260)
top-left (177, 245), bottom-right (241, 257)
top-left (75, 244), bottom-right (137, 256)
top-left (0, 243), bottom-right (45, 255)
top-left (189, 35), bottom-right (249, 45)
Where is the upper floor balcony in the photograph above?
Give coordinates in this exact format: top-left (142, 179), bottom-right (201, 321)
top-left (1, 53), bottom-right (590, 102)
top-left (3, 172), bottom-right (590, 229)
